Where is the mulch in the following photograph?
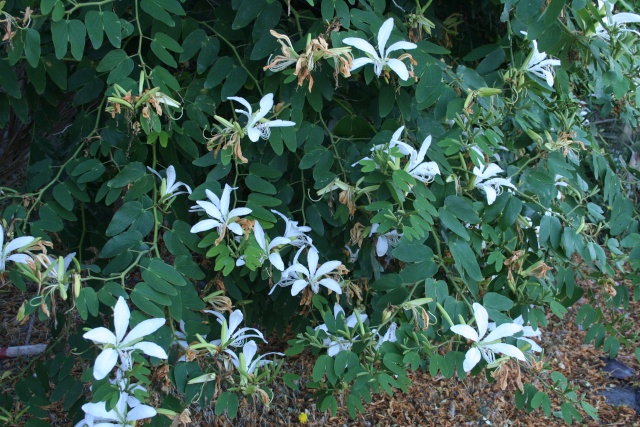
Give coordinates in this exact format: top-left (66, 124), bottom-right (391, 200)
top-left (1, 279), bottom-right (639, 426)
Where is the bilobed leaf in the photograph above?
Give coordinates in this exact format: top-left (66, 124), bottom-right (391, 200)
top-left (449, 238), bottom-right (483, 282)
top-left (141, 0), bottom-right (186, 27)
top-left (107, 162), bottom-right (147, 188)
top-left (438, 207), bottom-right (470, 240)
top-left (391, 244), bottom-right (433, 263)
top-left (100, 230), bottom-right (144, 258)
top-left (232, 0), bottom-right (266, 29)
top-left (0, 59), bottom-right (21, 98)
top-left (53, 183), bottom-right (74, 211)
top-left (106, 201), bottom-right (149, 237)
top-left (24, 29), bottom-right (41, 68)
top-left (85, 11), bottom-right (104, 49)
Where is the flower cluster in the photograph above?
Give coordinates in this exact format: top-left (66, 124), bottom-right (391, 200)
top-left (344, 18), bottom-right (417, 81)
top-left (472, 163), bottom-right (517, 205)
top-left (356, 126), bottom-right (441, 185)
top-left (451, 303), bottom-right (527, 372)
top-left (79, 297), bottom-right (168, 426)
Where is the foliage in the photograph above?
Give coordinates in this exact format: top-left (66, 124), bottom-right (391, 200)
top-left (1, 0), bottom-right (640, 425)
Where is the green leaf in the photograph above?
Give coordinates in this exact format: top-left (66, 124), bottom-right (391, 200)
top-left (24, 29), bottom-right (41, 68)
top-left (444, 196), bottom-right (480, 223)
top-left (438, 207), bottom-right (470, 240)
top-left (391, 244), bottom-right (433, 263)
top-left (449, 239), bottom-right (483, 282)
top-left (97, 49), bottom-right (134, 84)
top-left (544, 0), bottom-right (566, 26)
top-left (483, 292), bottom-right (514, 312)
top-left (85, 11), bottom-right (104, 49)
top-left (245, 175), bottom-right (277, 195)
top-left (106, 201), bottom-right (146, 236)
top-left (0, 59), bottom-right (20, 98)
top-left (100, 231), bottom-right (144, 258)
top-left (215, 392), bottom-right (239, 418)
top-left (130, 288), bottom-right (166, 317)
top-left (108, 162), bottom-right (147, 188)
top-left (232, 0), bottom-right (266, 29)
top-left (140, 0), bottom-right (186, 27)
top-left (53, 183), bottom-right (74, 211)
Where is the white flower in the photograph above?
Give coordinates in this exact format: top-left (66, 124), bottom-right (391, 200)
top-left (353, 126), bottom-right (414, 168)
top-left (37, 252), bottom-right (76, 288)
top-left (343, 18), bottom-right (417, 80)
top-left (554, 174), bottom-right (569, 199)
top-left (370, 224), bottom-right (402, 257)
top-left (472, 163), bottom-right (517, 205)
top-left (315, 303), bottom-right (368, 357)
top-left (525, 40), bottom-right (561, 87)
top-left (375, 322), bottom-right (398, 349)
top-left (237, 220), bottom-right (290, 271)
top-left (450, 303), bottom-right (526, 372)
top-left (490, 315), bottom-right (542, 353)
top-left (271, 247), bottom-right (342, 296)
top-left (594, 11), bottom-right (640, 40)
top-left (227, 340), bottom-right (283, 375)
top-left (271, 210), bottom-right (313, 248)
top-left (76, 391), bottom-right (156, 427)
top-left (83, 297), bottom-right (168, 380)
top-left (155, 92), bottom-right (181, 109)
top-left (344, 245), bottom-right (360, 263)
top-left (405, 135), bottom-right (441, 183)
top-left (227, 93), bottom-right (295, 142)
top-left (207, 309), bottom-right (265, 349)
top-left (147, 165), bottom-right (192, 202)
top-left (0, 225), bottom-right (35, 272)
top-left (190, 184), bottom-right (252, 239)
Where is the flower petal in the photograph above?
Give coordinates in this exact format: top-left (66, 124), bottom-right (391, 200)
top-left (243, 340), bottom-right (258, 365)
top-left (306, 247), bottom-right (319, 276)
top-left (93, 348), bottom-right (118, 380)
top-left (314, 260), bottom-right (341, 277)
top-left (385, 40), bottom-right (417, 55)
top-left (190, 219), bottom-right (221, 233)
top-left (377, 18), bottom-right (395, 57)
top-left (4, 236), bottom-right (35, 254)
top-left (227, 96), bottom-right (252, 115)
top-left (269, 252), bottom-right (285, 271)
top-left (227, 222), bottom-right (244, 236)
top-left (385, 58), bottom-right (410, 80)
top-left (126, 404), bottom-right (158, 421)
top-left (253, 221), bottom-right (267, 252)
top-left (483, 323), bottom-right (522, 342)
top-left (113, 297), bottom-right (130, 343)
top-left (228, 310), bottom-right (244, 335)
top-left (267, 119), bottom-right (296, 128)
top-left (131, 341), bottom-right (169, 359)
top-left (7, 253), bottom-right (33, 265)
top-left (220, 184), bottom-right (234, 216)
top-left (350, 57), bottom-right (375, 71)
top-left (291, 279), bottom-right (309, 296)
top-left (450, 324), bottom-right (479, 342)
top-left (227, 207), bottom-right (252, 218)
top-left (319, 278), bottom-right (343, 294)
top-left (255, 93), bottom-right (275, 123)
top-left (473, 303), bottom-right (489, 339)
top-left (486, 343), bottom-right (526, 361)
top-left (83, 327), bottom-right (117, 345)
top-left (376, 236), bottom-right (389, 257)
top-left (342, 37), bottom-right (379, 59)
top-left (247, 125), bottom-right (261, 142)
top-left (463, 347), bottom-right (482, 372)
top-left (123, 318), bottom-right (165, 345)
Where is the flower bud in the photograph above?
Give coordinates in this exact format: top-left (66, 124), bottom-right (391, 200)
top-left (73, 274), bottom-right (81, 298)
top-left (382, 305), bottom-right (396, 323)
top-left (477, 87), bottom-right (502, 97)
